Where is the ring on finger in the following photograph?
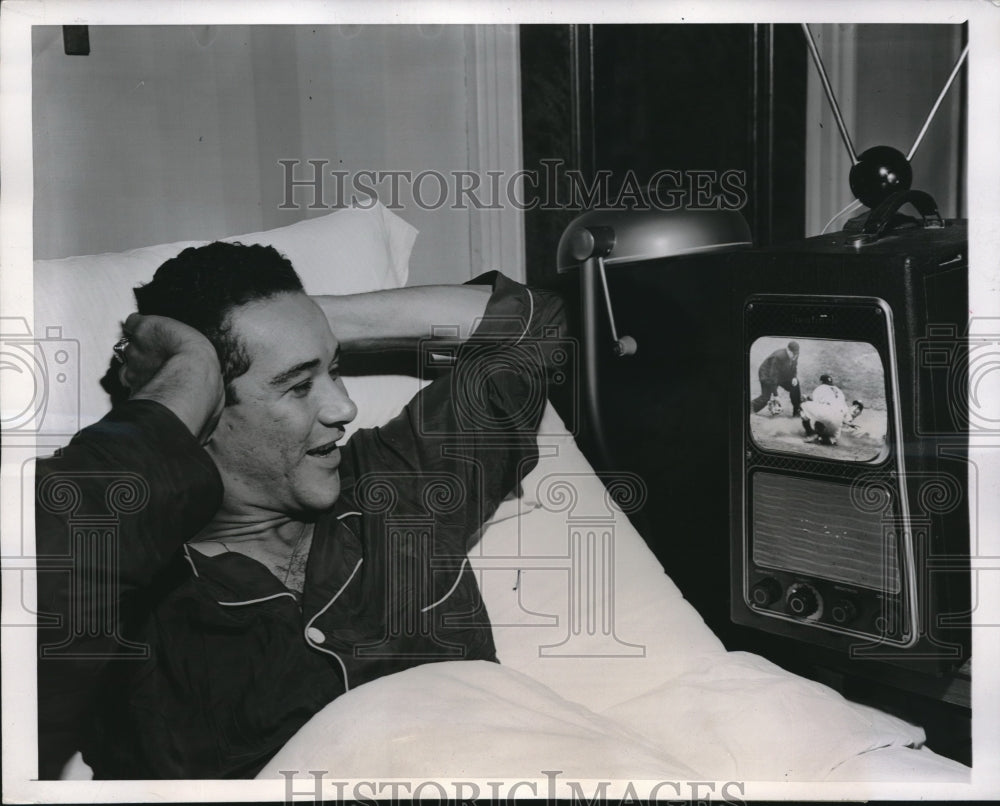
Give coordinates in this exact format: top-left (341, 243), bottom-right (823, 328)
top-left (113, 336), bottom-right (131, 365)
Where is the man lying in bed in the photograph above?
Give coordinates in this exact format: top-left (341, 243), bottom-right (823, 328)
top-left (35, 242), bottom-right (566, 779)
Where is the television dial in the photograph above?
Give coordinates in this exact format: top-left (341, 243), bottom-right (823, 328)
top-left (750, 577), bottom-right (783, 607)
top-left (786, 583), bottom-right (821, 619)
top-left (830, 598), bottom-right (858, 625)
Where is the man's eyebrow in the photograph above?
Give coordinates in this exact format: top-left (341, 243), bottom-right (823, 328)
top-left (268, 359), bottom-right (320, 388)
top-left (267, 348), bottom-right (340, 388)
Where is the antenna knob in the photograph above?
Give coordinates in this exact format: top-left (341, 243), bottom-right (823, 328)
top-left (849, 145), bottom-right (913, 209)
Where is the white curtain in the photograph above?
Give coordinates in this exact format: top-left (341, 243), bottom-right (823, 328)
top-left (804, 24), bottom-right (965, 236)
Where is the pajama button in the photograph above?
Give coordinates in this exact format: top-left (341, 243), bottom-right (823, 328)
top-left (306, 627), bottom-right (326, 644)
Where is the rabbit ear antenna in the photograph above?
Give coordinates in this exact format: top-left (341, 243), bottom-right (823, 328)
top-left (801, 23), bottom-right (858, 166)
top-left (907, 44), bottom-right (968, 162)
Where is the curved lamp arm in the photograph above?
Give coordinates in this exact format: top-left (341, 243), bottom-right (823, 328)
top-left (556, 208), bottom-right (752, 471)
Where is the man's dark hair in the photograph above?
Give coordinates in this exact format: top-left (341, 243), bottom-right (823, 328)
top-left (102, 242), bottom-right (304, 406)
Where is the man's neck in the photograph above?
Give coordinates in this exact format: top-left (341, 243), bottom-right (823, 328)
top-left (190, 509), bottom-right (315, 593)
top-left (195, 511), bottom-right (305, 544)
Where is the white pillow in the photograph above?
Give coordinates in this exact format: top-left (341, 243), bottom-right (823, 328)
top-left (472, 404), bottom-right (727, 714)
top-left (341, 374), bottom-right (431, 438)
top-left (32, 203), bottom-right (417, 434)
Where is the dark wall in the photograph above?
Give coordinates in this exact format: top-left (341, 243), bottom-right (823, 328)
top-left (518, 25), bottom-right (580, 290)
top-left (519, 23), bottom-right (807, 287)
top-left (518, 23), bottom-right (807, 635)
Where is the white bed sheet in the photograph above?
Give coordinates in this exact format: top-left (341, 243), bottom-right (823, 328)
top-left (825, 745), bottom-right (971, 783)
top-left (261, 403), bottom-right (971, 783)
top-left (256, 660), bottom-right (701, 781)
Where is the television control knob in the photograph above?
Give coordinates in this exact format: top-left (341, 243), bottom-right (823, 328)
top-left (750, 577), bottom-right (782, 607)
top-left (830, 598), bottom-right (858, 625)
top-left (787, 584), bottom-right (819, 618)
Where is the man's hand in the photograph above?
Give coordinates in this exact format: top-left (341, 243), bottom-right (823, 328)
top-left (118, 313), bottom-right (224, 444)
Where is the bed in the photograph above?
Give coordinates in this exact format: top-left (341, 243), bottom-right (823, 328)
top-left (30, 206), bottom-right (971, 791)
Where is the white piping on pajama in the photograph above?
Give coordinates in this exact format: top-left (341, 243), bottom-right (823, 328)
top-left (420, 557), bottom-right (470, 613)
top-left (304, 556), bottom-right (364, 691)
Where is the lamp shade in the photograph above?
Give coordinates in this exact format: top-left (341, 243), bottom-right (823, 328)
top-left (557, 208), bottom-right (752, 271)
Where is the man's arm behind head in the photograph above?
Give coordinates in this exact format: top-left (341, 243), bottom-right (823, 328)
top-left (102, 313), bottom-right (224, 444)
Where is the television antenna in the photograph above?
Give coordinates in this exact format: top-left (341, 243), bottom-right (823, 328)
top-left (801, 24), bottom-right (967, 231)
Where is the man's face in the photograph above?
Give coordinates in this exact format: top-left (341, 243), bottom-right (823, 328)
top-left (206, 292), bottom-right (357, 517)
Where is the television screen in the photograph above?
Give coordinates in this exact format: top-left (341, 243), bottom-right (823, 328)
top-left (748, 336), bottom-right (888, 462)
